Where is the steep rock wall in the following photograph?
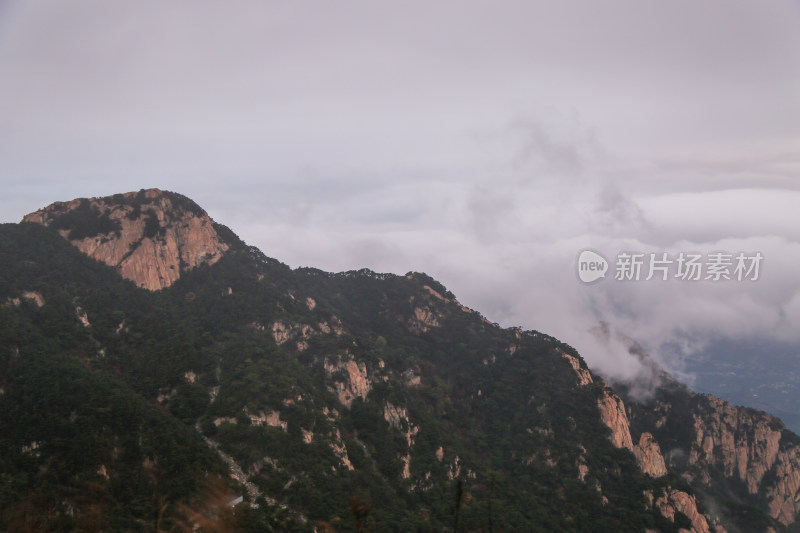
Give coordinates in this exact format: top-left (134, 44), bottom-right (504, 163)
top-left (23, 189), bottom-right (230, 290)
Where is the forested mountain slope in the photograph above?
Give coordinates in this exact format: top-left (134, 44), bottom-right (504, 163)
top-left (1, 190), bottom-right (797, 532)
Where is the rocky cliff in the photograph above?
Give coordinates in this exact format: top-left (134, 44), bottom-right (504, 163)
top-left (589, 330), bottom-right (800, 532)
top-left (22, 189), bottom-right (232, 290)
top-left (619, 374), bottom-right (800, 532)
top-left (685, 395), bottom-right (800, 528)
top-left (594, 383), bottom-right (716, 530)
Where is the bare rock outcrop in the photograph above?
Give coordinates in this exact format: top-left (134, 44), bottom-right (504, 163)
top-left (384, 403), bottom-right (419, 448)
top-left (598, 388), bottom-right (634, 451)
top-left (324, 356), bottom-right (372, 408)
top-left (271, 320), bottom-right (315, 350)
top-left (633, 432), bottom-right (668, 478)
top-left (248, 409), bottom-right (287, 431)
top-left (560, 350), bottom-right (593, 386)
top-left (6, 291), bottom-right (46, 308)
top-left (599, 389), bottom-right (670, 480)
top-left (408, 306), bottom-right (440, 333)
top-left (329, 428), bottom-right (354, 471)
top-left (23, 189), bottom-right (230, 290)
top-left (22, 291), bottom-right (45, 307)
top-left (687, 395), bottom-right (800, 526)
top-left (646, 488), bottom-right (711, 533)
top-left (690, 396), bottom-right (782, 493)
top-left (765, 446), bottom-right (800, 526)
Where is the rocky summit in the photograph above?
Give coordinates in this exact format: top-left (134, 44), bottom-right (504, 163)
top-left (22, 189), bottom-right (232, 290)
top-left (0, 190), bottom-right (798, 532)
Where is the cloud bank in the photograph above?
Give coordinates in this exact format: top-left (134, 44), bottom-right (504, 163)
top-left (1, 0), bottom-right (798, 380)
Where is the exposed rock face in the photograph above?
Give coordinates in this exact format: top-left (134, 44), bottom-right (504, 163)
top-left (577, 463), bottom-right (589, 481)
top-left (75, 306), bottom-right (90, 327)
top-left (22, 291), bottom-right (45, 307)
top-left (271, 320), bottom-right (314, 347)
top-left (249, 409), bottom-right (287, 431)
top-left (690, 396), bottom-right (781, 493)
top-left (6, 291), bottom-right (46, 307)
top-left (329, 428), bottom-right (354, 470)
top-left (686, 395), bottom-right (800, 526)
top-left (646, 488), bottom-right (711, 533)
top-left (766, 446), bottom-right (800, 526)
top-left (622, 373), bottom-right (800, 530)
top-left (560, 350), bottom-right (594, 386)
top-left (400, 454), bottom-right (412, 479)
top-left (23, 189), bottom-right (230, 290)
top-left (598, 388), bottom-right (669, 478)
top-left (324, 356), bottom-right (372, 408)
top-left (598, 388), bottom-right (634, 451)
top-left (633, 432), bottom-right (668, 478)
top-left (417, 280), bottom-right (476, 315)
top-left (384, 403), bottom-right (419, 448)
top-left (408, 306), bottom-right (440, 333)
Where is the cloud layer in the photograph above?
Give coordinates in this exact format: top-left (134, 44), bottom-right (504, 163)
top-left (1, 0), bottom-right (798, 379)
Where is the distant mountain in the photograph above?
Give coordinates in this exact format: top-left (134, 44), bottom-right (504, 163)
top-left (0, 189), bottom-right (798, 532)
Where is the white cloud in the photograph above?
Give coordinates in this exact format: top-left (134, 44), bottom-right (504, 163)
top-left (1, 0), bottom-right (799, 380)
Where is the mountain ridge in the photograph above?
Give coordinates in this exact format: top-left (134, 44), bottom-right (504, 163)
top-left (1, 189), bottom-right (798, 532)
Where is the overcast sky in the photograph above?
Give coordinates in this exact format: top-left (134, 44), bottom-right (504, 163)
top-left (1, 0), bottom-right (799, 382)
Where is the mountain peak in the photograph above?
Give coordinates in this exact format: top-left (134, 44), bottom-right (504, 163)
top-left (22, 189), bottom-right (232, 290)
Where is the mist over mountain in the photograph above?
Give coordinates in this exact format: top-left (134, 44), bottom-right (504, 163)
top-left (1, 189), bottom-right (799, 532)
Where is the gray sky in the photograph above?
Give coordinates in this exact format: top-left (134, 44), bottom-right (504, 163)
top-left (1, 0), bottom-right (799, 381)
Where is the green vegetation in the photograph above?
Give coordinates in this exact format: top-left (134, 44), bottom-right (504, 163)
top-left (49, 199), bottom-right (121, 240)
top-left (0, 213), bottom-right (792, 532)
